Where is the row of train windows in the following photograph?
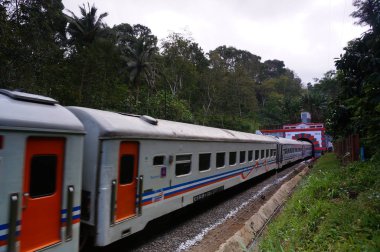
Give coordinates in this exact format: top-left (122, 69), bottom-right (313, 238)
top-left (284, 148), bottom-right (302, 154)
top-left (153, 149), bottom-right (276, 177)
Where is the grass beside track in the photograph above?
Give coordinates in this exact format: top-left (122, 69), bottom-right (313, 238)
top-left (258, 154), bottom-right (380, 251)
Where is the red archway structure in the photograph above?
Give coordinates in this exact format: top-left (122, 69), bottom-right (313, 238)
top-left (292, 133), bottom-right (320, 156)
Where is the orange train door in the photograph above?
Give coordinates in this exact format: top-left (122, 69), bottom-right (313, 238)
top-left (115, 141), bottom-right (139, 222)
top-left (20, 138), bottom-right (65, 252)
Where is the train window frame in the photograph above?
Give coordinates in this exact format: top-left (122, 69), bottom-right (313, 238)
top-left (255, 150), bottom-right (259, 160)
top-left (199, 153), bottom-right (211, 172)
top-left (266, 149), bottom-right (269, 158)
top-left (248, 150), bottom-right (253, 162)
top-left (229, 152), bottom-right (237, 166)
top-left (261, 150), bottom-right (264, 159)
top-left (216, 152), bottom-right (226, 169)
top-left (175, 154), bottom-right (192, 177)
top-left (153, 155), bottom-right (165, 166)
top-left (239, 151), bottom-right (246, 164)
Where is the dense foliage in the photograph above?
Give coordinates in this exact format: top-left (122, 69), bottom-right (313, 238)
top-left (1, 0), bottom-right (377, 154)
top-left (307, 0), bottom-right (380, 157)
top-left (260, 154), bottom-right (380, 251)
top-left (332, 0), bottom-right (380, 156)
top-left (0, 0), bottom-right (306, 132)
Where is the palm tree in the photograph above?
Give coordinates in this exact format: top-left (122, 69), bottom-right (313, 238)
top-left (115, 24), bottom-right (158, 108)
top-left (65, 3), bottom-right (108, 49)
top-left (65, 3), bottom-right (108, 104)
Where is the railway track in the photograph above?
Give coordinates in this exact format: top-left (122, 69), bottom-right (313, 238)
top-left (84, 161), bottom-right (308, 252)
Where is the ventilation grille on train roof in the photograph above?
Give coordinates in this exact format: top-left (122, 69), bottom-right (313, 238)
top-left (0, 89), bottom-right (58, 105)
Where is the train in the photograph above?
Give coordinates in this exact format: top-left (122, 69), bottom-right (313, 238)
top-left (0, 89), bottom-right (313, 251)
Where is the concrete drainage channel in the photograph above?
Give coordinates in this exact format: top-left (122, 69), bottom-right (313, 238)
top-left (216, 165), bottom-right (310, 252)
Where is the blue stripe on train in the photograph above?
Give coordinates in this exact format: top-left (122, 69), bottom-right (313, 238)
top-left (0, 221), bottom-right (21, 231)
top-left (142, 160), bottom-right (277, 198)
top-left (142, 165), bottom-right (249, 203)
top-left (142, 160), bottom-right (278, 203)
top-left (0, 231), bottom-right (20, 241)
top-left (61, 214), bottom-right (81, 223)
top-left (61, 206), bottom-right (81, 214)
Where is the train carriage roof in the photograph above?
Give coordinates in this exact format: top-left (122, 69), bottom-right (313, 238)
top-left (0, 90), bottom-right (84, 133)
top-left (276, 136), bottom-right (311, 145)
top-left (68, 107), bottom-right (277, 143)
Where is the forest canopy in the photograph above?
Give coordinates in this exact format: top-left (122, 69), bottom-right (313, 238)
top-left (0, 0), bottom-right (306, 132)
top-left (0, 0), bottom-right (378, 157)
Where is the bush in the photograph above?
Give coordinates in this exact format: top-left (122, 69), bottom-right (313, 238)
top-left (259, 154), bottom-right (380, 251)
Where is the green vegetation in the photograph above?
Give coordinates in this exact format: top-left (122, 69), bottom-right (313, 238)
top-left (0, 1), bottom-right (378, 156)
top-left (0, 0), bottom-right (308, 132)
top-left (259, 154), bottom-right (380, 251)
top-left (312, 0), bottom-right (380, 157)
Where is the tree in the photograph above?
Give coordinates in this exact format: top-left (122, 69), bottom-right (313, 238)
top-left (65, 2), bottom-right (108, 50)
top-left (330, 0), bottom-right (380, 156)
top-left (65, 3), bottom-right (110, 105)
top-left (114, 24), bottom-right (158, 109)
top-left (0, 0), bottom-right (68, 97)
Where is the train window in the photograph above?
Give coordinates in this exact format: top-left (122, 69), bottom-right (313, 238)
top-left (30, 155), bottom-right (57, 198)
top-left (153, 156), bottom-right (165, 166)
top-left (248, 150), bottom-right (253, 161)
top-left (270, 149), bottom-right (274, 157)
top-left (240, 151), bottom-right (246, 163)
top-left (255, 150), bottom-right (259, 160)
top-left (266, 149), bottom-right (269, 158)
top-left (216, 152), bottom-right (225, 168)
top-left (274, 150), bottom-right (276, 156)
top-left (176, 154), bottom-right (192, 176)
top-left (261, 150), bottom-right (264, 159)
top-left (199, 153), bottom-right (211, 171)
top-left (119, 155), bottom-right (134, 184)
top-left (229, 152), bottom-right (236, 165)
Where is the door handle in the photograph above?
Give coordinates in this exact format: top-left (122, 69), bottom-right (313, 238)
top-left (22, 192), bottom-right (29, 209)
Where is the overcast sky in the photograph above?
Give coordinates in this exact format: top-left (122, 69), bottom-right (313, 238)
top-left (62, 0), bottom-right (367, 85)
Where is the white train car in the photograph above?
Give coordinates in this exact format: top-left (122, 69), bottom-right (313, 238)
top-left (68, 107), bottom-right (280, 247)
top-left (277, 137), bottom-right (305, 167)
top-left (0, 90), bottom-right (84, 252)
top-left (303, 141), bottom-right (313, 159)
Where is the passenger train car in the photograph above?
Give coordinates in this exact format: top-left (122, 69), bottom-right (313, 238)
top-left (0, 90), bottom-right (84, 252)
top-left (0, 90), bottom-right (312, 251)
